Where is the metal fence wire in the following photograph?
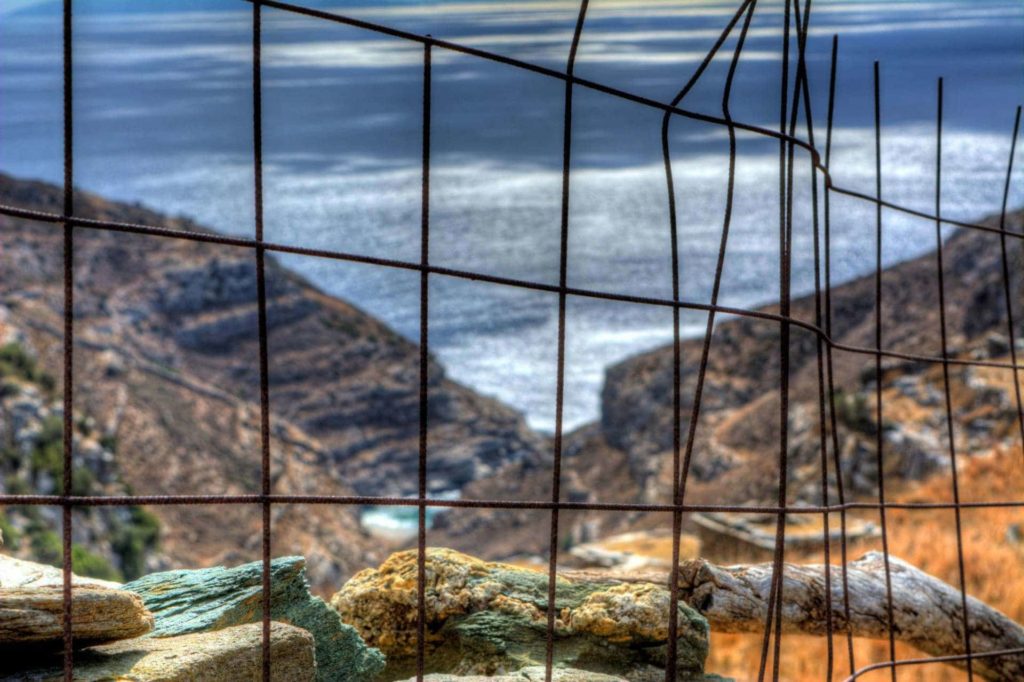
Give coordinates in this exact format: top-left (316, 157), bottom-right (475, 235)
top-left (0, 0), bottom-right (1022, 680)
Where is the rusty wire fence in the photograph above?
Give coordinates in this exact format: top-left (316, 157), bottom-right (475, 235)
top-left (0, 0), bottom-right (1022, 680)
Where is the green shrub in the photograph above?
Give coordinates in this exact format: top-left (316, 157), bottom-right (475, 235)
top-left (113, 506), bottom-right (161, 580)
top-left (28, 525), bottom-right (62, 566)
top-left (0, 513), bottom-right (20, 550)
top-left (0, 343), bottom-right (37, 380)
top-left (98, 434), bottom-right (117, 453)
top-left (1, 446), bottom-right (19, 469)
top-left (30, 415), bottom-right (65, 487)
top-left (71, 545), bottom-right (123, 582)
top-left (833, 389), bottom-right (876, 434)
top-left (37, 374), bottom-right (56, 394)
top-left (0, 343), bottom-right (56, 393)
top-left (4, 475), bottom-right (31, 495)
top-left (71, 466), bottom-right (95, 497)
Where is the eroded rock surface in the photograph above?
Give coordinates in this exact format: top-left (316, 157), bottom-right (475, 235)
top-left (332, 548), bottom-right (710, 681)
top-left (124, 556), bottom-right (384, 682)
top-left (5, 621), bottom-right (315, 681)
top-left (0, 584), bottom-right (152, 647)
top-left (397, 666), bottom-right (629, 681)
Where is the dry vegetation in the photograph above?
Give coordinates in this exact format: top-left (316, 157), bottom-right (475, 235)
top-left (706, 444), bottom-right (1024, 681)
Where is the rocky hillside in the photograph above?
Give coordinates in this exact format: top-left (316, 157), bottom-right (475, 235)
top-left (4, 169), bottom-right (1020, 583)
top-left (0, 334), bottom-right (160, 582)
top-left (0, 172), bottom-right (545, 591)
top-left (431, 207), bottom-right (1024, 558)
top-left (593, 209), bottom-right (1024, 507)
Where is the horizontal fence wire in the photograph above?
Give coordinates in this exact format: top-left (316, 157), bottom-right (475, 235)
top-left (6, 495), bottom-right (1024, 512)
top-left (0, 0), bottom-right (1020, 680)
top-left (8, 202), bottom-right (1024, 375)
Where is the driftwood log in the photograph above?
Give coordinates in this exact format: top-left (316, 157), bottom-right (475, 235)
top-left (567, 551), bottom-right (1024, 680)
top-left (676, 551), bottom-right (1024, 681)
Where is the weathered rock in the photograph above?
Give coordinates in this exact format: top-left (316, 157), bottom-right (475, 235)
top-left (0, 584), bottom-right (153, 647)
top-left (332, 549), bottom-right (710, 681)
top-left (398, 670), bottom-right (732, 682)
top-left (0, 554), bottom-right (120, 590)
top-left (5, 621), bottom-right (315, 681)
top-left (675, 552), bottom-right (1024, 682)
top-left (123, 555), bottom-right (384, 682)
top-left (397, 666), bottom-right (629, 681)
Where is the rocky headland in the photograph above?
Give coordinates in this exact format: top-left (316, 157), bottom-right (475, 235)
top-left (0, 172), bottom-right (545, 591)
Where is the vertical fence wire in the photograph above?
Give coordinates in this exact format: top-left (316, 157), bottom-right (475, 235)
top-left (822, 32), bottom-right (859, 677)
top-left (872, 61), bottom-right (899, 682)
top-left (415, 38), bottom-right (432, 682)
top-left (934, 76), bottom-right (976, 682)
top-left (544, 2), bottom-right (591, 679)
top-left (788, 1), bottom-right (839, 677)
top-left (999, 107), bottom-right (1024, 459)
top-left (759, 0), bottom-right (794, 677)
top-left (250, 4), bottom-right (275, 680)
top-left (60, 0), bottom-right (75, 679)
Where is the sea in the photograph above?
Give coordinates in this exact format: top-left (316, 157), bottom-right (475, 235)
top-left (1, 0), bottom-right (1022, 441)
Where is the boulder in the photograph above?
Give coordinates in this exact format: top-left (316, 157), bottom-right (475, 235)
top-left (331, 549), bottom-right (711, 681)
top-left (123, 556), bottom-right (384, 682)
top-left (397, 666), bottom-right (629, 681)
top-left (5, 621), bottom-right (315, 681)
top-left (0, 584), bottom-right (153, 647)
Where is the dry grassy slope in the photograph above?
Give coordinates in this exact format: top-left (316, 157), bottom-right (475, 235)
top-left (0, 172), bottom-right (545, 591)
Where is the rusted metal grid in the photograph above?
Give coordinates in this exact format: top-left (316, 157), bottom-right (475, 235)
top-left (0, 0), bottom-right (1022, 680)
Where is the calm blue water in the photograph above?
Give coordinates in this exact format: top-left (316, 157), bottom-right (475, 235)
top-left (1, 0), bottom-right (1022, 431)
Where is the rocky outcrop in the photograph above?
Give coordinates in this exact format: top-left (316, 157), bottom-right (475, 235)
top-left (5, 621), bottom-right (315, 681)
top-left (0, 555), bottom-right (328, 680)
top-left (0, 584), bottom-right (153, 647)
top-left (331, 549), bottom-right (711, 681)
top-left (124, 556), bottom-right (384, 682)
top-left (398, 668), bottom-right (630, 681)
top-left (402, 671), bottom-right (732, 682)
top-left (594, 210), bottom-right (1024, 507)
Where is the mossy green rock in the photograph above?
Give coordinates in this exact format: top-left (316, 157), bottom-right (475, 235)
top-left (124, 556), bottom-right (384, 682)
top-left (332, 549), bottom-right (710, 681)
